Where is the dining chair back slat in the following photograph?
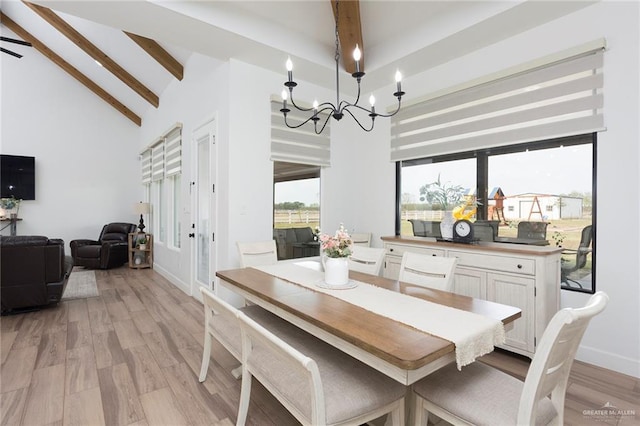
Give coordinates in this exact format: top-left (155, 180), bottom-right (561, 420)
top-left (398, 252), bottom-right (457, 292)
top-left (237, 240), bottom-right (278, 267)
top-left (351, 232), bottom-right (372, 247)
top-left (348, 246), bottom-right (385, 276)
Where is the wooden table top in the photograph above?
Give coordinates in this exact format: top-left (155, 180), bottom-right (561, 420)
top-left (217, 266), bottom-right (521, 373)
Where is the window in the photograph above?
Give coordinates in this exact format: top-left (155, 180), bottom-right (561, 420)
top-left (153, 180), bottom-right (165, 243)
top-left (273, 161), bottom-right (320, 260)
top-left (398, 134), bottom-right (596, 293)
top-left (143, 124), bottom-right (182, 247)
top-left (170, 174), bottom-right (181, 248)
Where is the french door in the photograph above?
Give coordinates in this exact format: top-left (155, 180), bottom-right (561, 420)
top-left (192, 118), bottom-right (217, 298)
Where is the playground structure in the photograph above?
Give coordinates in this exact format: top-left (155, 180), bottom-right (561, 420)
top-left (488, 187), bottom-right (507, 224)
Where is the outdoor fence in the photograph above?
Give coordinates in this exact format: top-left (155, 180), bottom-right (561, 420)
top-left (274, 210), bottom-right (320, 226)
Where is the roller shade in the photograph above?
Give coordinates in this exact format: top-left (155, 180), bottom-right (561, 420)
top-left (141, 149), bottom-right (152, 184)
top-left (270, 101), bottom-right (331, 166)
top-left (164, 126), bottom-right (182, 177)
top-left (391, 48), bottom-right (605, 162)
top-left (151, 142), bottom-right (164, 181)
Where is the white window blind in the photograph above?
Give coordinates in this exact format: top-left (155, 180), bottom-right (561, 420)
top-left (141, 149), bottom-right (152, 184)
top-left (270, 101), bottom-right (331, 166)
top-left (391, 48), bottom-right (605, 162)
top-left (164, 126), bottom-right (182, 177)
top-left (151, 142), bottom-right (164, 181)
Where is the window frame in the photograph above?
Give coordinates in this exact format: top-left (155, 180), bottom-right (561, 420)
top-left (396, 133), bottom-right (597, 294)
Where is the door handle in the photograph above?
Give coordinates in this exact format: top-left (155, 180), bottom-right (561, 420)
top-left (188, 233), bottom-right (195, 238)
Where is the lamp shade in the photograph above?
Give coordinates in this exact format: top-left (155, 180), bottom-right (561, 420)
top-left (134, 202), bottom-right (150, 215)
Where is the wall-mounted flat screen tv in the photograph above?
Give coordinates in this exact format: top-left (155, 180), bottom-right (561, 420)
top-left (1, 155), bottom-right (36, 200)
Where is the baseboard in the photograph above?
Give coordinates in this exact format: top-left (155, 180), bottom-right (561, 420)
top-left (576, 344), bottom-right (640, 378)
top-left (152, 264), bottom-right (191, 297)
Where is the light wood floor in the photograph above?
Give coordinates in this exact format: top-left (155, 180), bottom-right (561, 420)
top-left (1, 267), bottom-right (638, 425)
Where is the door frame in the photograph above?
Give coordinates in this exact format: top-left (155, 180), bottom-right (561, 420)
top-left (191, 115), bottom-right (218, 302)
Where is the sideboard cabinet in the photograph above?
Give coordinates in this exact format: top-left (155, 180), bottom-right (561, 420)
top-left (381, 236), bottom-right (561, 358)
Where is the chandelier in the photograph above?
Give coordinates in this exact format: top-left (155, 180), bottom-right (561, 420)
top-left (279, 0), bottom-right (405, 134)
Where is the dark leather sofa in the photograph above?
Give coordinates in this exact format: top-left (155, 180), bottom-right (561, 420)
top-left (0, 235), bottom-right (73, 314)
top-left (70, 222), bottom-right (137, 269)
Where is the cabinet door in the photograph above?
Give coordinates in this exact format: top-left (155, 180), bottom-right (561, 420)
top-left (453, 267), bottom-right (486, 299)
top-left (487, 273), bottom-right (535, 353)
top-left (383, 256), bottom-right (402, 280)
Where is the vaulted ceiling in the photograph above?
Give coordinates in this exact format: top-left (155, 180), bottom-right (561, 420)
top-left (1, 0), bottom-right (597, 127)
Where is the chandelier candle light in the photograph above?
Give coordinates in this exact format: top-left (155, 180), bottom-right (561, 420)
top-left (280, 0), bottom-right (405, 134)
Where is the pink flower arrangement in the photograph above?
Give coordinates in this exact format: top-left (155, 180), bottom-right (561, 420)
top-left (318, 224), bottom-right (353, 258)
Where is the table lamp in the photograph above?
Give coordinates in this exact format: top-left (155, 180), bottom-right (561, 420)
top-left (134, 202), bottom-right (151, 232)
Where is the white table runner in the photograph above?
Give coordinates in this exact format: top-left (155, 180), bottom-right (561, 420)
top-left (254, 263), bottom-right (505, 369)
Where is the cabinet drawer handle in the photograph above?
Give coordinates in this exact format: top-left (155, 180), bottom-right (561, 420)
top-left (517, 264), bottom-right (523, 269)
top-left (389, 248), bottom-right (394, 252)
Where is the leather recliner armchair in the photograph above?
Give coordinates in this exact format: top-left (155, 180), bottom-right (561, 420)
top-left (1, 235), bottom-right (73, 314)
top-left (70, 222), bottom-right (137, 269)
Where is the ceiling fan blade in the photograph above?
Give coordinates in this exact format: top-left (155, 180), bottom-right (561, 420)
top-left (0, 36), bottom-right (32, 46)
top-left (1, 47), bottom-right (23, 58)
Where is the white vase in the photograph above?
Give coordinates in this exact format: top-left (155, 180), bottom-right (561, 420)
top-left (440, 210), bottom-right (455, 239)
top-left (323, 257), bottom-right (349, 286)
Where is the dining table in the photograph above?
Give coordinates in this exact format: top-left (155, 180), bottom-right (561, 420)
top-left (216, 260), bottom-right (521, 386)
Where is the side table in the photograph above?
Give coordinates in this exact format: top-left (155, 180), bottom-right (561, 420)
top-left (128, 233), bottom-right (153, 269)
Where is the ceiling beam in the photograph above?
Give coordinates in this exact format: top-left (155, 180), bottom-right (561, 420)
top-left (0, 11), bottom-right (141, 126)
top-left (331, 0), bottom-right (364, 75)
top-left (23, 1), bottom-right (160, 108)
top-left (124, 32), bottom-right (183, 81)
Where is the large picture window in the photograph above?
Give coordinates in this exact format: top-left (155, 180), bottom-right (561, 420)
top-left (398, 134), bottom-right (596, 293)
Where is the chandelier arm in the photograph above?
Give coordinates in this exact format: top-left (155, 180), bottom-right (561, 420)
top-left (314, 113), bottom-right (333, 135)
top-left (343, 102), bottom-right (375, 115)
top-left (289, 91), bottom-right (315, 112)
top-left (336, 83), bottom-right (364, 115)
top-left (370, 99), bottom-right (403, 118)
top-left (316, 102), bottom-right (337, 112)
top-left (283, 113), bottom-right (323, 130)
top-left (342, 107), bottom-right (374, 132)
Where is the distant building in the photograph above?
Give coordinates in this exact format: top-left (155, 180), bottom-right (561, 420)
top-left (502, 193), bottom-right (583, 220)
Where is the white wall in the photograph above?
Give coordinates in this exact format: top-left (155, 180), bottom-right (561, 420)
top-left (138, 52), bottom-right (225, 294)
top-left (0, 39), bottom-right (140, 250)
top-left (333, 1), bottom-right (639, 377)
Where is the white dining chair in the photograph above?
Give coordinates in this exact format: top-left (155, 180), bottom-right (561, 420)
top-left (236, 311), bottom-right (406, 426)
top-left (198, 287), bottom-right (287, 382)
top-left (237, 240), bottom-right (278, 267)
top-left (412, 291), bottom-right (609, 426)
top-left (351, 232), bottom-right (372, 247)
top-left (398, 252), bottom-right (457, 292)
top-left (348, 246), bottom-right (385, 276)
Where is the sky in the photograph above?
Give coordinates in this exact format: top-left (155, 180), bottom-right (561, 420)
top-left (275, 178), bottom-right (320, 206)
top-left (274, 144), bottom-right (592, 206)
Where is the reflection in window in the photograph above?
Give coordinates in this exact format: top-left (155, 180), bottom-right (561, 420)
top-left (273, 162), bottom-right (320, 260)
top-left (398, 135), bottom-right (595, 293)
top-left (400, 158), bottom-right (476, 237)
